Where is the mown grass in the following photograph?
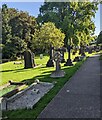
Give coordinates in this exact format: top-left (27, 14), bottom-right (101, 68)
top-left (0, 52), bottom-right (79, 86)
top-left (3, 57), bottom-right (86, 119)
top-left (1, 51), bottom-right (101, 119)
top-left (1, 50), bottom-right (101, 86)
top-left (0, 85), bottom-right (16, 97)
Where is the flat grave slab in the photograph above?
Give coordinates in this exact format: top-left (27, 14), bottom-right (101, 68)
top-left (1, 82), bottom-right (54, 110)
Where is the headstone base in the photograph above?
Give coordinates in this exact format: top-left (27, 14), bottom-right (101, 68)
top-left (73, 56), bottom-right (81, 62)
top-left (50, 70), bottom-right (65, 78)
top-left (46, 59), bottom-right (54, 67)
top-left (64, 59), bottom-right (73, 66)
top-left (61, 59), bottom-right (66, 63)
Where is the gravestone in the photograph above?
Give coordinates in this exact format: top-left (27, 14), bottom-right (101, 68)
top-left (88, 47), bottom-right (92, 54)
top-left (31, 52), bottom-right (35, 66)
top-left (72, 46), bottom-right (77, 55)
top-left (73, 56), bottom-right (81, 62)
top-left (60, 47), bottom-right (66, 63)
top-left (60, 50), bottom-right (66, 63)
top-left (55, 47), bottom-right (66, 63)
top-left (46, 45), bottom-right (54, 67)
top-left (50, 51), bottom-right (65, 78)
top-left (24, 50), bottom-right (35, 69)
top-left (79, 46), bottom-right (86, 56)
top-left (40, 54), bottom-right (43, 59)
top-left (64, 45), bottom-right (73, 66)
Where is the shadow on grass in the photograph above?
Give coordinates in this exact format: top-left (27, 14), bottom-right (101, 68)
top-left (1, 68), bottom-right (24, 73)
top-left (2, 59), bottom-right (86, 119)
top-left (21, 62), bottom-right (80, 86)
top-left (1, 65), bottom-right (42, 73)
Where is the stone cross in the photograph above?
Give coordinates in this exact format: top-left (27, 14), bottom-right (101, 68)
top-left (50, 51), bottom-right (65, 78)
top-left (53, 51), bottom-right (61, 71)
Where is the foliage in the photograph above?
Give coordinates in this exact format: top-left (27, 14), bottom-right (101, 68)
top-left (2, 4), bottom-right (38, 59)
top-left (37, 2), bottom-right (98, 47)
top-left (32, 22), bottom-right (65, 52)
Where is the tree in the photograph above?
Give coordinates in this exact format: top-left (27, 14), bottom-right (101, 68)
top-left (32, 22), bottom-right (65, 52)
top-left (37, 2), bottom-right (98, 65)
top-left (2, 4), bottom-right (38, 59)
top-left (2, 4), bottom-right (13, 59)
top-left (9, 11), bottom-right (38, 51)
top-left (32, 22), bottom-right (65, 67)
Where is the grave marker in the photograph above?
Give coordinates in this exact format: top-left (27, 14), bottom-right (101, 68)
top-left (24, 50), bottom-right (35, 69)
top-left (50, 51), bottom-right (65, 78)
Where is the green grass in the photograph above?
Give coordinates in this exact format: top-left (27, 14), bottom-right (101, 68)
top-left (0, 85), bottom-right (16, 97)
top-left (0, 52), bottom-right (79, 86)
top-left (1, 51), bottom-right (100, 119)
top-left (3, 59), bottom-right (86, 119)
top-left (1, 50), bottom-right (102, 86)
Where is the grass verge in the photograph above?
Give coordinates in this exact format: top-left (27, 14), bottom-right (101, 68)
top-left (99, 54), bottom-right (102, 60)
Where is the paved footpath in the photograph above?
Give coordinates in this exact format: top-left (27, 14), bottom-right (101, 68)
top-left (38, 55), bottom-right (101, 118)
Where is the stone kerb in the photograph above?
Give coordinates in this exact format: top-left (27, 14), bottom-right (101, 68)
top-left (7, 82), bottom-right (37, 103)
top-left (1, 82), bottom-right (38, 110)
top-left (0, 97), bottom-right (7, 110)
top-left (1, 82), bottom-right (54, 110)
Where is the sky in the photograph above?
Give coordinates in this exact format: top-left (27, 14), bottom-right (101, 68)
top-left (1, 2), bottom-right (101, 36)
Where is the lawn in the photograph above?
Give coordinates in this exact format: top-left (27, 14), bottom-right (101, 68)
top-left (1, 51), bottom-right (100, 86)
top-left (1, 52), bottom-right (79, 86)
top-left (2, 51), bottom-right (101, 119)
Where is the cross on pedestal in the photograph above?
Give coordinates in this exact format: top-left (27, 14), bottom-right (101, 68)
top-left (50, 51), bottom-right (65, 78)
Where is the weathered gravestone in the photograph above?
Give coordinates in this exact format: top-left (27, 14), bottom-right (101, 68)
top-left (50, 51), bottom-right (65, 78)
top-left (60, 50), bottom-right (66, 63)
top-left (24, 50), bottom-right (35, 69)
top-left (46, 45), bottom-right (54, 67)
top-left (57, 47), bottom-right (66, 63)
top-left (88, 47), bottom-right (92, 54)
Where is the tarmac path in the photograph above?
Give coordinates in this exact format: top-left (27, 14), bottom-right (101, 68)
top-left (38, 55), bottom-right (101, 118)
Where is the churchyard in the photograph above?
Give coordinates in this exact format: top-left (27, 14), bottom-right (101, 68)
top-left (1, 2), bottom-right (102, 119)
top-left (1, 49), bottom-right (102, 119)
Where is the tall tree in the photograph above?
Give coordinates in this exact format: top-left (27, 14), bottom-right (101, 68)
top-left (2, 4), bottom-right (13, 59)
top-left (37, 2), bottom-right (98, 65)
top-left (32, 22), bottom-right (65, 52)
top-left (2, 4), bottom-right (38, 59)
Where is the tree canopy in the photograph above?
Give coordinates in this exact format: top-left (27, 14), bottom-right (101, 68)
top-left (37, 2), bottom-right (98, 47)
top-left (2, 2), bottom-right (99, 60)
top-left (32, 22), bottom-right (65, 52)
top-left (2, 4), bottom-right (38, 59)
